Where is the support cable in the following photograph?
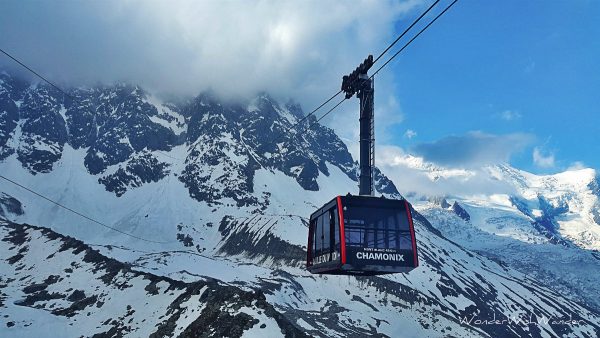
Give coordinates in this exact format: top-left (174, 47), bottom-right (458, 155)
top-left (371, 0), bottom-right (459, 78)
top-left (372, 0), bottom-right (441, 64)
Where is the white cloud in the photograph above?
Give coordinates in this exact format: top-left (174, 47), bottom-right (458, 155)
top-left (376, 145), bottom-right (406, 166)
top-left (375, 132), bottom-right (536, 197)
top-left (404, 129), bottom-right (417, 139)
top-left (0, 0), bottom-right (423, 107)
top-left (532, 147), bottom-right (555, 168)
top-left (499, 110), bottom-right (522, 121)
top-left (0, 0), bottom-right (439, 153)
top-left (567, 161), bottom-right (587, 171)
top-left (376, 152), bottom-right (518, 197)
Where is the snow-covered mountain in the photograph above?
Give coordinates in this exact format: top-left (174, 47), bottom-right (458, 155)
top-left (383, 153), bottom-right (600, 311)
top-left (387, 153), bottom-right (600, 249)
top-left (1, 71), bottom-right (600, 337)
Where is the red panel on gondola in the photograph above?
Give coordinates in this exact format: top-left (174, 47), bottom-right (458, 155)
top-left (405, 199), bottom-right (418, 267)
top-left (336, 196), bottom-right (347, 265)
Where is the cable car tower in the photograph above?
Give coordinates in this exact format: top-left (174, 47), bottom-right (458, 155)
top-left (306, 56), bottom-right (418, 275)
top-left (341, 55), bottom-right (375, 196)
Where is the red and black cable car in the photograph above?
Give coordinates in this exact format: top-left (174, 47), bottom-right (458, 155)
top-left (306, 195), bottom-right (418, 275)
top-left (306, 55), bottom-right (419, 275)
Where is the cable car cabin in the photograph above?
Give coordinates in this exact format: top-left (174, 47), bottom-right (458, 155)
top-left (307, 195), bottom-right (418, 275)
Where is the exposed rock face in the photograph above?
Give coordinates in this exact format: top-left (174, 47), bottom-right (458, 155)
top-left (98, 152), bottom-right (170, 197)
top-left (451, 201), bottom-right (470, 222)
top-left (0, 193), bottom-right (23, 217)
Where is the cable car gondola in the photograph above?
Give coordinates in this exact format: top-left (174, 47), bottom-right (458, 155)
top-left (307, 195), bottom-right (417, 275)
top-left (306, 55), bottom-right (419, 275)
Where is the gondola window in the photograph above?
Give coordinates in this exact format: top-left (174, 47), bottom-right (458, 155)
top-left (344, 206), bottom-right (411, 250)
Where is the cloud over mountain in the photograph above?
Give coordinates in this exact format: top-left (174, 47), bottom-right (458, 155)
top-left (0, 0), bottom-right (421, 105)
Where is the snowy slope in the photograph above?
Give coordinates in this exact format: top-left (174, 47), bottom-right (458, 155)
top-left (418, 202), bottom-right (600, 312)
top-left (0, 220), bottom-right (305, 337)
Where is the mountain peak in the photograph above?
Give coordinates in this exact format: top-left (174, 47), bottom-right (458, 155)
top-left (0, 70), bottom-right (400, 204)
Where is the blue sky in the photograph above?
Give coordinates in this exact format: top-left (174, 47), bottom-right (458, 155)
top-left (385, 0), bottom-right (600, 173)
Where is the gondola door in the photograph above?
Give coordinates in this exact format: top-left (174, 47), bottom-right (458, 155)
top-left (307, 199), bottom-right (342, 273)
